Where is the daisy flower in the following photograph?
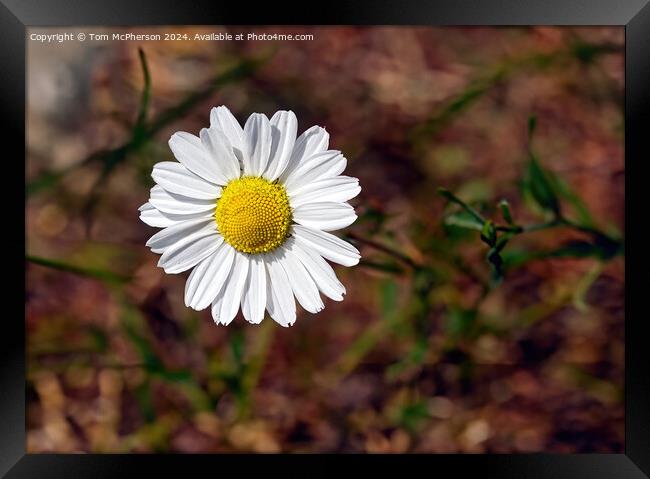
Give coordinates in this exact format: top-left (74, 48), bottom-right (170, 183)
top-left (139, 106), bottom-right (361, 327)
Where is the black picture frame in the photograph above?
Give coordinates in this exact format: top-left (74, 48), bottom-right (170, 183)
top-left (6, 0), bottom-right (649, 476)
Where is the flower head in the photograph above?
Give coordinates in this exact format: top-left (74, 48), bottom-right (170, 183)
top-left (139, 106), bottom-right (361, 326)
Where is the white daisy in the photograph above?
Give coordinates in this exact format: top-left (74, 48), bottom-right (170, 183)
top-left (139, 106), bottom-right (361, 327)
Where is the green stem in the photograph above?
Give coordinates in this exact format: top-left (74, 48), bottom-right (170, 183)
top-left (347, 233), bottom-right (419, 270)
top-left (495, 217), bottom-right (620, 245)
top-left (358, 259), bottom-right (405, 275)
top-left (26, 254), bottom-right (129, 284)
top-left (134, 48), bottom-right (152, 132)
top-left (437, 188), bottom-right (486, 224)
top-left (521, 220), bottom-right (561, 233)
top-left (414, 40), bottom-right (621, 142)
top-left (26, 56), bottom-right (269, 197)
top-left (573, 262), bottom-right (604, 312)
top-left (238, 319), bottom-right (276, 419)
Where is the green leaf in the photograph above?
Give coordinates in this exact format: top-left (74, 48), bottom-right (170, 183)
top-left (481, 220), bottom-right (497, 246)
top-left (443, 210), bottom-right (484, 231)
top-left (437, 187), bottom-right (459, 203)
top-left (522, 155), bottom-right (561, 216)
top-left (547, 172), bottom-right (596, 228)
top-left (499, 199), bottom-right (514, 225)
top-left (416, 76), bottom-right (497, 138)
top-left (501, 248), bottom-right (539, 268)
top-left (522, 116), bottom-right (560, 216)
top-left (437, 187), bottom-right (486, 224)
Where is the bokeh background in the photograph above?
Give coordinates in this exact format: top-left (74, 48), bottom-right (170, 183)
top-left (26, 26), bottom-right (624, 453)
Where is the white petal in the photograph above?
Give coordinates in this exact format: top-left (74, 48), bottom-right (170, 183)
top-left (277, 247), bottom-right (324, 314)
top-left (139, 201), bottom-right (212, 228)
top-left (265, 252), bottom-right (296, 327)
top-left (279, 126), bottom-right (329, 183)
top-left (292, 225), bottom-right (360, 267)
top-left (264, 110), bottom-right (297, 181)
top-left (210, 106), bottom-right (247, 162)
top-left (283, 150), bottom-right (346, 194)
top-left (211, 252), bottom-right (249, 325)
top-left (158, 232), bottom-right (222, 274)
top-left (289, 176), bottom-right (361, 208)
top-left (139, 207), bottom-right (175, 228)
top-left (149, 185), bottom-right (216, 215)
top-left (146, 217), bottom-right (216, 254)
top-left (200, 127), bottom-right (241, 182)
top-left (241, 256), bottom-right (267, 324)
top-left (152, 162), bottom-right (221, 200)
top-left (169, 131), bottom-right (228, 185)
top-left (139, 203), bottom-right (175, 228)
top-left (185, 244), bottom-right (236, 310)
top-left (243, 113), bottom-right (272, 176)
top-left (287, 239), bottom-right (345, 301)
top-left (292, 202), bottom-right (357, 232)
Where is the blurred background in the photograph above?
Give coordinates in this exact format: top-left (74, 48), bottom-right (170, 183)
top-left (26, 26), bottom-right (624, 453)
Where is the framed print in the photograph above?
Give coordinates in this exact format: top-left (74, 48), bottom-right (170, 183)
top-left (4, 0), bottom-right (650, 476)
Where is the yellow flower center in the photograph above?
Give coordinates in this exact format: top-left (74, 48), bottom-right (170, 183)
top-left (215, 176), bottom-right (292, 254)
